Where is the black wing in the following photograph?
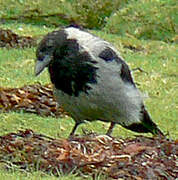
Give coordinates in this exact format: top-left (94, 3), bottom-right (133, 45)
top-left (99, 47), bottom-right (135, 86)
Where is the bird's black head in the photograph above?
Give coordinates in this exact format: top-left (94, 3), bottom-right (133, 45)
top-left (35, 30), bottom-right (67, 76)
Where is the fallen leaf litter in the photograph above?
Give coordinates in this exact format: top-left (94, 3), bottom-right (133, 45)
top-left (0, 129), bottom-right (177, 179)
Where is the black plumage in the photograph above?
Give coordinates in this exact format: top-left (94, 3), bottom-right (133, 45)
top-left (99, 47), bottom-right (135, 86)
top-left (49, 39), bottom-right (98, 96)
top-left (35, 26), bottom-right (164, 137)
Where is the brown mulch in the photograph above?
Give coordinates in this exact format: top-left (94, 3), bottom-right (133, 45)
top-left (0, 129), bottom-right (177, 179)
top-left (0, 84), bottom-right (66, 117)
top-left (0, 29), bottom-right (36, 48)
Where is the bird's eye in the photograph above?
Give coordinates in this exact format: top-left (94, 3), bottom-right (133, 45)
top-left (48, 45), bottom-right (53, 49)
top-left (40, 47), bottom-right (47, 52)
top-left (40, 46), bottom-right (53, 53)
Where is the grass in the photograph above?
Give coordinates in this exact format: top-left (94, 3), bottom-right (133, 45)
top-left (103, 0), bottom-right (177, 42)
top-left (0, 168), bottom-right (86, 180)
top-left (0, 0), bottom-right (177, 179)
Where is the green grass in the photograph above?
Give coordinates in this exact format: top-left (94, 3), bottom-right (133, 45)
top-left (104, 0), bottom-right (177, 42)
top-left (1, 0), bottom-right (177, 42)
top-left (0, 168), bottom-right (86, 180)
top-left (0, 0), bottom-right (67, 19)
top-left (0, 0), bottom-right (177, 179)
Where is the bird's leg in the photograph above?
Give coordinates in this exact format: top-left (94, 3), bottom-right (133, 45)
top-left (69, 122), bottom-right (81, 137)
top-left (106, 122), bottom-right (116, 136)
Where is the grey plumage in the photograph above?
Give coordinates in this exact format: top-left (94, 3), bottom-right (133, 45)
top-left (35, 26), bottom-right (164, 137)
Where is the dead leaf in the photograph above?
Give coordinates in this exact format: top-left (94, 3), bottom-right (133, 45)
top-left (0, 130), bottom-right (177, 179)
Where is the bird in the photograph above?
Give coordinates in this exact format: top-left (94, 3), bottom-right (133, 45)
top-left (35, 25), bottom-right (164, 137)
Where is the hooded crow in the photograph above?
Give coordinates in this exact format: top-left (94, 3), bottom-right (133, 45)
top-left (35, 26), bottom-right (164, 137)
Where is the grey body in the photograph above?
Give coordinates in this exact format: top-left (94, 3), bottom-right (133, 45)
top-left (55, 27), bottom-right (142, 126)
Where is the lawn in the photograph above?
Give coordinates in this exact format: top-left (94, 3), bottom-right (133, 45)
top-left (0, 0), bottom-right (177, 179)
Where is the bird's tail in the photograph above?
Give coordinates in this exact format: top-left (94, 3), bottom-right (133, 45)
top-left (141, 105), bottom-right (164, 137)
